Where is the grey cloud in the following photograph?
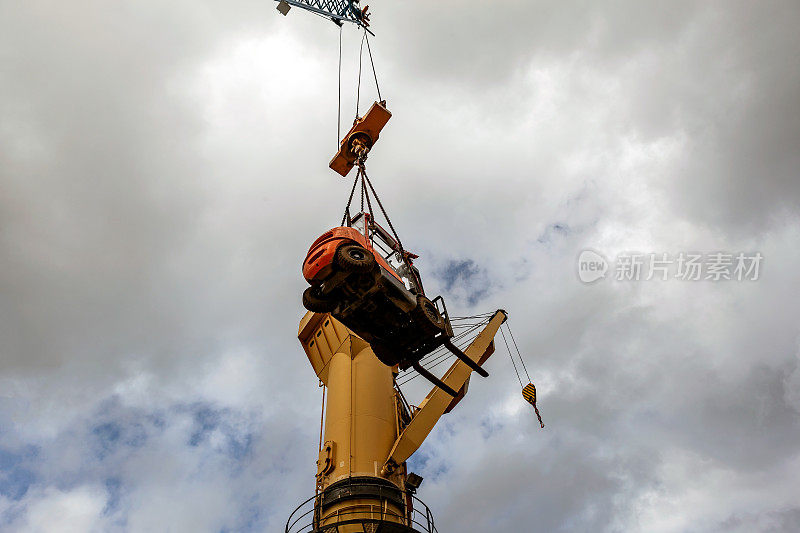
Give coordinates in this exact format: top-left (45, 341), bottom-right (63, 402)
top-left (2, 1), bottom-right (800, 532)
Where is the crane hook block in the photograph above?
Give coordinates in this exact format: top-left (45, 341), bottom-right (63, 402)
top-left (522, 382), bottom-right (545, 428)
top-left (329, 100), bottom-right (391, 177)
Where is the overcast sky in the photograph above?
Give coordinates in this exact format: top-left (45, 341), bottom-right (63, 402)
top-left (2, 1), bottom-right (800, 532)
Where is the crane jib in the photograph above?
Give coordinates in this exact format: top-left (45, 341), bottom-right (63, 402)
top-left (275, 0), bottom-right (374, 33)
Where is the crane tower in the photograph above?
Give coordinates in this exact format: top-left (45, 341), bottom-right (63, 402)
top-left (286, 310), bottom-right (507, 532)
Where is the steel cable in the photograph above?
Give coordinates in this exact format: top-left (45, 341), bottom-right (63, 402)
top-left (341, 172), bottom-right (360, 226)
top-left (355, 29), bottom-right (366, 119)
top-left (506, 324), bottom-right (531, 383)
top-left (364, 31), bottom-right (382, 101)
top-left (500, 327), bottom-right (524, 388)
top-left (337, 24), bottom-right (342, 148)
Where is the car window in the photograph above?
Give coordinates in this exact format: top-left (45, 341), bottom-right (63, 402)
top-left (351, 215), bottom-right (366, 234)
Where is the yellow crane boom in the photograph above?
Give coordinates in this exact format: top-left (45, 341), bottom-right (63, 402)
top-left (381, 310), bottom-right (506, 475)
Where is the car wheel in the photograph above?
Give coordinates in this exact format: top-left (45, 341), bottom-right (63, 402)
top-left (413, 295), bottom-right (446, 333)
top-left (335, 244), bottom-right (376, 273)
top-left (302, 286), bottom-right (336, 313)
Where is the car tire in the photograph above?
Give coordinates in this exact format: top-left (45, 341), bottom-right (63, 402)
top-left (302, 286), bottom-right (336, 313)
top-left (335, 244), bottom-right (376, 273)
top-left (413, 295), bottom-right (446, 333)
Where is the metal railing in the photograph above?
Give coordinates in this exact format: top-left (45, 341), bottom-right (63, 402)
top-left (286, 491), bottom-right (438, 533)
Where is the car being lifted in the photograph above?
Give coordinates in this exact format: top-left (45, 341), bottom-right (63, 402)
top-left (301, 212), bottom-right (488, 395)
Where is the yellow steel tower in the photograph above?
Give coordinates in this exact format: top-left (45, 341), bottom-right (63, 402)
top-left (286, 310), bottom-right (507, 533)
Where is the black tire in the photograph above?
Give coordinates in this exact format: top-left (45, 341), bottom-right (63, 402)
top-left (302, 286), bottom-right (336, 313)
top-left (335, 244), bottom-right (376, 273)
top-left (413, 295), bottom-right (446, 333)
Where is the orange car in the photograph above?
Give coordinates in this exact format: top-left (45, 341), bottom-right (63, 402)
top-left (301, 212), bottom-right (489, 396)
top-left (302, 212), bottom-right (423, 317)
top-left (302, 225), bottom-right (403, 288)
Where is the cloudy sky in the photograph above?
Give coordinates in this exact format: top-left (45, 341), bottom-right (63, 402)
top-left (2, 1), bottom-right (800, 531)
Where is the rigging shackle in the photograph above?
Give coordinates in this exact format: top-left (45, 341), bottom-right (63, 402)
top-left (351, 135), bottom-right (371, 165)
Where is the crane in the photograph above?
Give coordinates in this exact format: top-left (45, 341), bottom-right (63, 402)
top-left (275, 4), bottom-right (544, 531)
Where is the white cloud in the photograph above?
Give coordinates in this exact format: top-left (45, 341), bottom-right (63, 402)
top-left (13, 486), bottom-right (109, 533)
